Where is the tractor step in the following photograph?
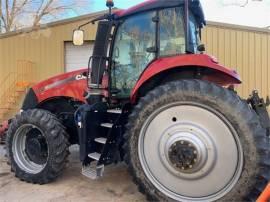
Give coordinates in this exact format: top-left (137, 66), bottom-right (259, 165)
top-left (107, 109), bottom-right (122, 114)
top-left (77, 103), bottom-right (129, 172)
top-left (100, 123), bottom-right (113, 128)
top-left (82, 163), bottom-right (104, 180)
top-left (88, 152), bottom-right (101, 161)
top-left (95, 137), bottom-right (107, 144)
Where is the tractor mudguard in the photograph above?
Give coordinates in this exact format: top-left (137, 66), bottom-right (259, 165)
top-left (30, 69), bottom-right (88, 107)
top-left (131, 54), bottom-right (241, 103)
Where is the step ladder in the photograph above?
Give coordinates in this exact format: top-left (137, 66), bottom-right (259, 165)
top-left (81, 108), bottom-right (123, 180)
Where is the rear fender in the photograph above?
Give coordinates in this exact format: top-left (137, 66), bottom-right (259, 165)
top-left (131, 54), bottom-right (241, 103)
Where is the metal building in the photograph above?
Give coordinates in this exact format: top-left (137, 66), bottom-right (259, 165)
top-left (0, 11), bottom-right (269, 120)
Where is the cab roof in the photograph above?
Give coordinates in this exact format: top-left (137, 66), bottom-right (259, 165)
top-left (113, 0), bottom-right (206, 27)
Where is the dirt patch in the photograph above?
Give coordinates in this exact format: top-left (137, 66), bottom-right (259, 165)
top-left (0, 172), bottom-right (9, 177)
top-left (0, 145), bottom-right (146, 202)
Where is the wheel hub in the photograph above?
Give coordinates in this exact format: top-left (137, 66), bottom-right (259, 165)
top-left (160, 129), bottom-right (212, 179)
top-left (168, 140), bottom-right (198, 172)
top-left (25, 136), bottom-right (48, 165)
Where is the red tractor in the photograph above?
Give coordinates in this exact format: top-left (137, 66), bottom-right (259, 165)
top-left (5, 0), bottom-right (270, 201)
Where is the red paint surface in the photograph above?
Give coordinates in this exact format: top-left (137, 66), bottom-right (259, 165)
top-left (32, 69), bottom-right (88, 103)
top-left (131, 54), bottom-right (241, 102)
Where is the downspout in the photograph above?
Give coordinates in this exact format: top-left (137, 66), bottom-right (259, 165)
top-left (0, 0), bottom-right (2, 33)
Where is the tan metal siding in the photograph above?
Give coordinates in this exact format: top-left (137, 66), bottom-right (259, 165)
top-left (202, 24), bottom-right (270, 99)
top-left (0, 19), bottom-right (97, 83)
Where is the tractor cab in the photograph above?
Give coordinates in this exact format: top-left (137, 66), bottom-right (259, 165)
top-left (73, 0), bottom-right (206, 102)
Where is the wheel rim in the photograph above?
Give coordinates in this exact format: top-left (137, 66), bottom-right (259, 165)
top-left (138, 102), bottom-right (243, 202)
top-left (12, 124), bottom-right (48, 174)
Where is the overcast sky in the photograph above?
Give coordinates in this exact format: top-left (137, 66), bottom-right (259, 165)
top-left (82, 0), bottom-right (270, 28)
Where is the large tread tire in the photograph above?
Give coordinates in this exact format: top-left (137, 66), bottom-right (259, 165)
top-left (6, 109), bottom-right (70, 184)
top-left (123, 80), bottom-right (270, 202)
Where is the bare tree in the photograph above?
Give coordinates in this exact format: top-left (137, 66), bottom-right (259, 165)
top-left (0, 0), bottom-right (85, 33)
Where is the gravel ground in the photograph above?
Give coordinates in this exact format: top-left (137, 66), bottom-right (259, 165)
top-left (0, 145), bottom-right (146, 202)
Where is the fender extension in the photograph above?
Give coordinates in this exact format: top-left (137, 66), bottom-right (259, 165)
top-left (247, 91), bottom-right (270, 137)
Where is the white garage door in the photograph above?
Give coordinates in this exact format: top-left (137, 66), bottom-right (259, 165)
top-left (65, 41), bottom-right (94, 72)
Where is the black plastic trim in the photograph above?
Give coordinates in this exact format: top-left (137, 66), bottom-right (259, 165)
top-left (21, 88), bottom-right (39, 110)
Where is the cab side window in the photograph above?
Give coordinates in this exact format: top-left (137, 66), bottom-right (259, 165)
top-left (159, 7), bottom-right (186, 56)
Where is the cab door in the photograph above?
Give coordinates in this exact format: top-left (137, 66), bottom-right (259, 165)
top-left (110, 11), bottom-right (157, 98)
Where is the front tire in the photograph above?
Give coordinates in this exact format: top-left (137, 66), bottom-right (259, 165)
top-left (124, 80), bottom-right (270, 201)
top-left (6, 109), bottom-right (69, 184)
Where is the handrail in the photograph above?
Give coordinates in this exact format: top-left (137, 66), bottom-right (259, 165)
top-left (0, 72), bottom-right (15, 88)
top-left (0, 60), bottom-right (35, 121)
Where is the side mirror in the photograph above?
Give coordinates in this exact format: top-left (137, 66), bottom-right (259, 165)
top-left (73, 29), bottom-right (84, 46)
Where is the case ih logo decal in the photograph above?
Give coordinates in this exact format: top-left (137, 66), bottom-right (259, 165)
top-left (75, 74), bottom-right (87, 81)
top-left (39, 73), bottom-right (87, 93)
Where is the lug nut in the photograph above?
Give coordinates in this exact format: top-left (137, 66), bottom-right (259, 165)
top-left (189, 165), bottom-right (193, 169)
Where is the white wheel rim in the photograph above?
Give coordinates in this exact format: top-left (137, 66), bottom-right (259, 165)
top-left (12, 124), bottom-right (48, 174)
top-left (138, 102), bottom-right (243, 202)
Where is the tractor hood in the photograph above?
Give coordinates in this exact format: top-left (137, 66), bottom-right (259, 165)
top-left (32, 69), bottom-right (87, 95)
top-left (114, 0), bottom-right (206, 28)
top-left (22, 69), bottom-right (88, 110)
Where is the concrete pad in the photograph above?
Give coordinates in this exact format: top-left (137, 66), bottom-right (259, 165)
top-left (0, 145), bottom-right (146, 202)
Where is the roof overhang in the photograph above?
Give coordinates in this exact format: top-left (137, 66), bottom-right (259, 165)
top-left (0, 10), bottom-right (108, 39)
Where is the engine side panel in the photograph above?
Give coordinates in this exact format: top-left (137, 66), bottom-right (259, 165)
top-left (131, 54), bottom-right (242, 102)
top-left (31, 69), bottom-right (88, 104)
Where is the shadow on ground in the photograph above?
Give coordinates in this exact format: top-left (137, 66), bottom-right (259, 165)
top-left (0, 145), bottom-right (146, 202)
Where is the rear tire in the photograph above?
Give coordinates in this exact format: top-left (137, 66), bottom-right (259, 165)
top-left (6, 109), bottom-right (69, 184)
top-left (124, 80), bottom-right (270, 201)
